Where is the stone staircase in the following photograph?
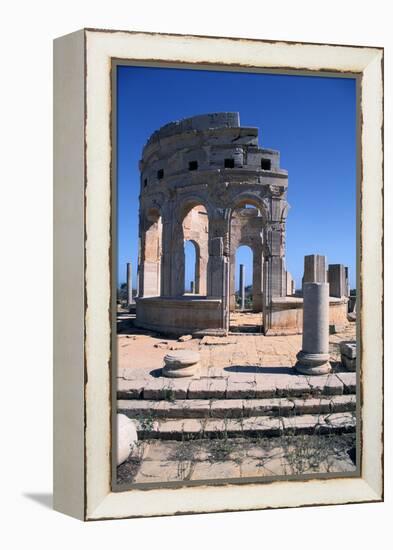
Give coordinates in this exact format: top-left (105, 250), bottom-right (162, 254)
top-left (117, 371), bottom-right (357, 441)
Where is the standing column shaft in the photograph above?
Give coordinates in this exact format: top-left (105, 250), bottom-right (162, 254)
top-left (239, 264), bottom-right (245, 310)
top-left (295, 282), bottom-right (331, 375)
top-left (126, 262), bottom-right (133, 306)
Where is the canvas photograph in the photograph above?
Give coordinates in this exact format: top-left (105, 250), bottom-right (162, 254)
top-left (113, 63), bottom-right (359, 488)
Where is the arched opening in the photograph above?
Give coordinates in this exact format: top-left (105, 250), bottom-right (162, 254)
top-left (184, 240), bottom-right (198, 293)
top-left (139, 207), bottom-right (162, 297)
top-left (235, 245), bottom-right (253, 310)
top-left (229, 203), bottom-right (264, 333)
top-left (182, 204), bottom-right (208, 296)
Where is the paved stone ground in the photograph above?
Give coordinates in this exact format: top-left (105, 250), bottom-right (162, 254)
top-left (116, 313), bottom-right (356, 486)
top-left (117, 433), bottom-right (356, 485)
top-left (230, 310), bottom-right (263, 332)
top-left (117, 311), bottom-right (356, 383)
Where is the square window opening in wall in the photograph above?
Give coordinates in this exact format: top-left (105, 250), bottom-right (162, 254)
top-left (189, 160), bottom-right (198, 171)
top-left (261, 158), bottom-right (271, 170)
top-left (157, 169), bottom-right (164, 180)
top-left (224, 158), bottom-right (235, 168)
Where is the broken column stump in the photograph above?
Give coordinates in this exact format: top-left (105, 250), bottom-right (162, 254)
top-left (162, 350), bottom-right (201, 378)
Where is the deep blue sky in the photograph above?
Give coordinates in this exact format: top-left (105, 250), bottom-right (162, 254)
top-left (117, 65), bottom-right (356, 290)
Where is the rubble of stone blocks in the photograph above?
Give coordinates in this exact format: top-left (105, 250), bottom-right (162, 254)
top-left (340, 341), bottom-right (357, 372)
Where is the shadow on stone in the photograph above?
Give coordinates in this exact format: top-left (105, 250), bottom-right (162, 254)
top-left (150, 368), bottom-right (163, 378)
top-left (117, 313), bottom-right (137, 334)
top-left (224, 365), bottom-right (294, 375)
top-left (330, 361), bottom-right (348, 373)
top-left (347, 446), bottom-right (356, 465)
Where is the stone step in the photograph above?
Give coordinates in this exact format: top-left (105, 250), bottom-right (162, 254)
top-left (118, 395), bottom-right (356, 420)
top-left (130, 412), bottom-right (356, 440)
top-left (117, 371), bottom-right (356, 401)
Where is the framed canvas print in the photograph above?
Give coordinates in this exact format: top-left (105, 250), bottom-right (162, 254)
top-left (53, 29), bottom-right (383, 520)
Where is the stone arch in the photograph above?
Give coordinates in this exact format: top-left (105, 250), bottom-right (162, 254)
top-left (229, 193), bottom-right (270, 223)
top-left (177, 193), bottom-right (215, 223)
top-left (234, 244), bottom-right (254, 310)
top-left (229, 204), bottom-right (264, 312)
top-left (181, 203), bottom-right (209, 296)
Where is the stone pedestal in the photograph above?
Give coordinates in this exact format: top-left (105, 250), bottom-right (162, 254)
top-left (162, 350), bottom-right (201, 378)
top-left (295, 282), bottom-right (331, 375)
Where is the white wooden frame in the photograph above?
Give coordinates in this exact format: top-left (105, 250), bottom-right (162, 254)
top-left (53, 29), bottom-right (383, 521)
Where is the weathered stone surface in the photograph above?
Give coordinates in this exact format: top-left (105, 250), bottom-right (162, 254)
top-left (324, 412), bottom-right (356, 431)
top-left (143, 379), bottom-right (167, 400)
top-left (342, 355), bottom-right (356, 372)
top-left (117, 414), bottom-right (138, 466)
top-left (254, 380), bottom-right (277, 398)
top-left (291, 398), bottom-right (331, 415)
top-left (275, 376), bottom-right (310, 397)
top-left (118, 394), bottom-right (356, 419)
top-left (307, 375), bottom-right (344, 396)
top-left (135, 413), bottom-right (354, 440)
top-left (303, 255), bottom-right (327, 284)
top-left (188, 378), bottom-right (227, 399)
top-left (330, 324), bottom-right (346, 334)
top-left (154, 341), bottom-right (169, 349)
top-left (128, 437), bottom-right (356, 485)
top-left (340, 341), bottom-right (357, 359)
top-left (286, 271), bottom-right (295, 296)
top-left (178, 334), bottom-right (192, 342)
top-left (335, 372), bottom-right (357, 394)
top-left (328, 264), bottom-right (349, 298)
top-left (117, 379), bottom-right (143, 399)
top-left (201, 335), bottom-right (236, 345)
top-left (281, 412), bottom-right (355, 435)
top-left (162, 350), bottom-right (200, 378)
top-left (226, 381), bottom-right (256, 399)
top-left (329, 394), bottom-right (356, 413)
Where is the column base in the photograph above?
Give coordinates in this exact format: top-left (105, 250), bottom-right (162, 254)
top-left (294, 351), bottom-right (331, 375)
top-left (162, 350), bottom-right (200, 378)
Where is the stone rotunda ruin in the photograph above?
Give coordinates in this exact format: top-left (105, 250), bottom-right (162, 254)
top-left (135, 112), bottom-right (348, 336)
top-left (135, 112), bottom-right (294, 335)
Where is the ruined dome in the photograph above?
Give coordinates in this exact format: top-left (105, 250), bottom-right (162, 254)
top-left (140, 112), bottom-right (286, 189)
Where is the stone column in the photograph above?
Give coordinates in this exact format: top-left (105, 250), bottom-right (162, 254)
top-left (239, 264), bottom-right (245, 310)
top-left (252, 247), bottom-right (263, 312)
top-left (295, 282), bottom-right (331, 375)
top-left (170, 220), bottom-right (185, 297)
top-left (207, 223), bottom-right (230, 332)
top-left (328, 264), bottom-right (347, 298)
top-left (303, 254), bottom-right (327, 284)
top-left (160, 216), bottom-right (172, 296)
top-left (345, 267), bottom-right (350, 297)
top-left (126, 262), bottom-right (133, 306)
top-left (229, 254), bottom-right (236, 311)
top-left (286, 271), bottom-right (294, 296)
